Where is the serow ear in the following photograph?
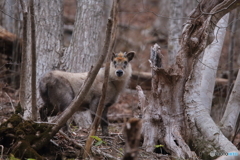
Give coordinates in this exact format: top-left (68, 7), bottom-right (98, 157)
top-left (111, 52), bottom-right (116, 61)
top-left (127, 51), bottom-right (135, 62)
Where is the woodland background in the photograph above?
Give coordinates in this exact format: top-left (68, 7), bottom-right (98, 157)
top-left (0, 0), bottom-right (240, 159)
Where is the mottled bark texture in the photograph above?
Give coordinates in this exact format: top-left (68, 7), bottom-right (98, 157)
top-left (61, 0), bottom-right (107, 72)
top-left (168, 0), bottom-right (183, 65)
top-left (142, 0), bottom-right (240, 159)
top-left (20, 0), bottom-right (63, 119)
top-left (60, 0), bottom-right (109, 129)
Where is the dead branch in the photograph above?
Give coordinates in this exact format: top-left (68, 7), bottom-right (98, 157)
top-left (92, 146), bottom-right (118, 160)
top-left (136, 85), bottom-right (146, 118)
top-left (59, 131), bottom-right (83, 149)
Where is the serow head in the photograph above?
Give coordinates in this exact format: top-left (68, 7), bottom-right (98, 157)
top-left (111, 51), bottom-right (135, 78)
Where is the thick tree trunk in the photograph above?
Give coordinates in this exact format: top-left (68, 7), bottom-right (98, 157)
top-left (60, 0), bottom-right (109, 129)
top-left (21, 0), bottom-right (63, 119)
top-left (61, 0), bottom-right (107, 72)
top-left (0, 0), bottom-right (20, 34)
top-left (142, 0), bottom-right (240, 159)
top-left (168, 0), bottom-right (183, 65)
top-left (184, 14), bottom-right (237, 159)
top-left (142, 44), bottom-right (196, 158)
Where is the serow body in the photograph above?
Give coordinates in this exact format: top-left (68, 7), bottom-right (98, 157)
top-left (39, 51), bottom-right (135, 135)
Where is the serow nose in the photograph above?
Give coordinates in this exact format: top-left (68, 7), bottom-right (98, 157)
top-left (116, 70), bottom-right (123, 77)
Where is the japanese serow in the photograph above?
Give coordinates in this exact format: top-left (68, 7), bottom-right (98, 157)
top-left (39, 51), bottom-right (135, 135)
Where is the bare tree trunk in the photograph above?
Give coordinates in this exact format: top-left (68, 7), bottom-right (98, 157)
top-left (0, 0), bottom-right (20, 34)
top-left (142, 44), bottom-right (195, 158)
top-left (220, 68), bottom-right (240, 140)
top-left (199, 14), bottom-right (229, 113)
top-left (20, 0), bottom-right (32, 119)
top-left (21, 0), bottom-right (63, 119)
top-left (84, 0), bottom-right (118, 157)
top-left (32, 17), bottom-right (113, 150)
top-left (142, 0), bottom-right (240, 159)
top-left (60, 0), bottom-right (109, 129)
top-left (184, 14), bottom-right (237, 158)
top-left (227, 10), bottom-right (238, 94)
top-left (30, 0), bottom-right (37, 121)
top-left (168, 0), bottom-right (183, 66)
top-left (61, 0), bottom-right (107, 72)
top-left (19, 0), bottom-right (29, 118)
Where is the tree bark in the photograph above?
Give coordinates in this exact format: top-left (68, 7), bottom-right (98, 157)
top-left (60, 0), bottom-right (109, 129)
top-left (32, 18), bottom-right (113, 151)
top-left (20, 0), bottom-right (64, 119)
top-left (184, 14), bottom-right (237, 158)
top-left (30, 0), bottom-right (37, 121)
top-left (84, 0), bottom-right (118, 157)
top-left (61, 0), bottom-right (107, 72)
top-left (142, 44), bottom-right (196, 158)
top-left (19, 0), bottom-right (27, 116)
top-left (142, 0), bottom-right (240, 159)
top-left (220, 69), bottom-right (240, 140)
top-left (20, 0), bottom-right (32, 120)
top-left (227, 10), bottom-right (238, 94)
top-left (168, 0), bottom-right (183, 66)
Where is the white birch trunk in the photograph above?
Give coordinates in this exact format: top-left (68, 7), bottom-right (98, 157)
top-left (200, 14), bottom-right (229, 112)
top-left (184, 14), bottom-right (238, 156)
top-left (220, 69), bottom-right (240, 139)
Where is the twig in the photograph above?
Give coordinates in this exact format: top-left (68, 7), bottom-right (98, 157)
top-left (136, 85), bottom-right (146, 118)
top-left (59, 130), bottom-right (83, 149)
top-left (92, 146), bottom-right (118, 160)
top-left (34, 121), bottom-right (56, 125)
top-left (50, 140), bottom-right (59, 147)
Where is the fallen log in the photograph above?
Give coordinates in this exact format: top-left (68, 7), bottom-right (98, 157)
top-left (130, 71), bottom-right (229, 96)
top-left (0, 26), bottom-right (21, 56)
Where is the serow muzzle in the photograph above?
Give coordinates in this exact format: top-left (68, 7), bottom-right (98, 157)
top-left (116, 70), bottom-right (123, 77)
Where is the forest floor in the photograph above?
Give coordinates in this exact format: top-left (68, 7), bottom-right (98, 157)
top-left (0, 82), bottom-right (173, 160)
